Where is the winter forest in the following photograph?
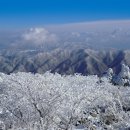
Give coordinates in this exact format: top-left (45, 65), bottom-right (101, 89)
top-left (0, 64), bottom-right (130, 130)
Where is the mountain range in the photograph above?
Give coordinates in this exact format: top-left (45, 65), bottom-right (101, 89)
top-left (0, 48), bottom-right (129, 75)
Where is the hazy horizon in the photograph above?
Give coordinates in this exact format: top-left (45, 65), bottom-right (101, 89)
top-left (0, 20), bottom-right (130, 50)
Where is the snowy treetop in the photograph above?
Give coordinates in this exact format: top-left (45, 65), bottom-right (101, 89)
top-left (0, 71), bottom-right (130, 130)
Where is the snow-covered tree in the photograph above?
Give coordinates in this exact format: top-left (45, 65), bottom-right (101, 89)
top-left (0, 72), bottom-right (130, 130)
top-left (105, 68), bottom-right (114, 80)
top-left (113, 64), bottom-right (130, 86)
top-left (101, 68), bottom-right (114, 83)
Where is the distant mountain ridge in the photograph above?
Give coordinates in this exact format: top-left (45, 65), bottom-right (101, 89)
top-left (0, 48), bottom-right (129, 75)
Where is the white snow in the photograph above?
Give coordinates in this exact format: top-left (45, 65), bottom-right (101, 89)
top-left (0, 71), bottom-right (130, 130)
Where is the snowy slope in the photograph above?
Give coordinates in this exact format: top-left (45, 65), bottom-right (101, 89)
top-left (0, 49), bottom-right (129, 75)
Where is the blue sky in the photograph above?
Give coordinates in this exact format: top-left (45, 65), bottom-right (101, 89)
top-left (0, 0), bottom-right (130, 29)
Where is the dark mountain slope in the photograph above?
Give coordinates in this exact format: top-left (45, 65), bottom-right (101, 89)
top-left (0, 49), bottom-right (129, 75)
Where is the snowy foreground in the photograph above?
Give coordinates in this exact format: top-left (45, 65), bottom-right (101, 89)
top-left (0, 71), bottom-right (130, 130)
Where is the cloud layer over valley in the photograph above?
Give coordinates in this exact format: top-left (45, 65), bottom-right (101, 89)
top-left (0, 20), bottom-right (130, 51)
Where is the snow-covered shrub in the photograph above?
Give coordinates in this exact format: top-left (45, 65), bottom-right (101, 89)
top-left (0, 72), bottom-right (130, 130)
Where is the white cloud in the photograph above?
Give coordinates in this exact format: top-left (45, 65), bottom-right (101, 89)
top-left (71, 32), bottom-right (80, 37)
top-left (22, 28), bottom-right (58, 44)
